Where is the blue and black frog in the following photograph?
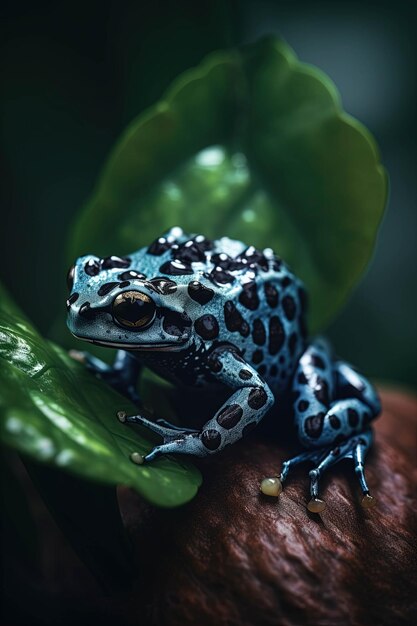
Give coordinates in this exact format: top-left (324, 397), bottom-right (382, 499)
top-left (67, 227), bottom-right (380, 512)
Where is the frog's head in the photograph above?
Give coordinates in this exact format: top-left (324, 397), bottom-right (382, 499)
top-left (66, 254), bottom-right (193, 351)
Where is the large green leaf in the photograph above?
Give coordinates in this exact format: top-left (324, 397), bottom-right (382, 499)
top-left (0, 285), bottom-right (201, 507)
top-left (69, 37), bottom-right (387, 332)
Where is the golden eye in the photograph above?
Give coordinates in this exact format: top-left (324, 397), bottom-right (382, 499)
top-left (67, 265), bottom-right (75, 291)
top-left (112, 291), bottom-right (156, 330)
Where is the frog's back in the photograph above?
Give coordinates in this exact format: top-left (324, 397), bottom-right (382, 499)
top-left (129, 228), bottom-right (308, 392)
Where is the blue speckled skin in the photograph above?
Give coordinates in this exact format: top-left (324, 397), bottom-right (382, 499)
top-left (67, 227), bottom-right (380, 500)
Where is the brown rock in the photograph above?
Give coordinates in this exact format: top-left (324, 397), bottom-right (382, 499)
top-left (118, 388), bottom-right (417, 626)
top-left (3, 389), bottom-right (416, 625)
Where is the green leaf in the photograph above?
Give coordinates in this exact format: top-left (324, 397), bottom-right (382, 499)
top-left (69, 37), bottom-right (387, 331)
top-left (0, 285), bottom-right (201, 507)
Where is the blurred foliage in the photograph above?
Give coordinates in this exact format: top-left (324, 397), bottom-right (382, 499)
top-left (70, 37), bottom-right (386, 333)
top-left (0, 284), bottom-right (201, 506)
top-left (1, 0), bottom-right (415, 388)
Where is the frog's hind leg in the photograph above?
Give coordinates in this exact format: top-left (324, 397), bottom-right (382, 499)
top-left (274, 338), bottom-right (380, 511)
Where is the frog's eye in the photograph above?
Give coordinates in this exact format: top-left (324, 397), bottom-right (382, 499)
top-left (112, 291), bottom-right (156, 330)
top-left (67, 265), bottom-right (75, 291)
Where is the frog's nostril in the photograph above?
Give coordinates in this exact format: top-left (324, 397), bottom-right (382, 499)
top-left (79, 302), bottom-right (95, 319)
top-left (66, 292), bottom-right (79, 311)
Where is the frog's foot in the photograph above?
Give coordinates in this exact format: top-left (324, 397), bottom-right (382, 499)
top-left (117, 411), bottom-right (202, 461)
top-left (69, 349), bottom-right (141, 406)
top-left (262, 430), bottom-right (376, 512)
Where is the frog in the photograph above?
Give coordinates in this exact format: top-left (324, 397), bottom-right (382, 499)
top-left (66, 226), bottom-right (380, 511)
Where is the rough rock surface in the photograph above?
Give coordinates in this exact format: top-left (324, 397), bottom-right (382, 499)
top-left (118, 388), bottom-right (417, 626)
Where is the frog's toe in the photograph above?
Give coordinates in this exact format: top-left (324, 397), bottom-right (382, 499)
top-left (276, 432), bottom-right (376, 512)
top-left (143, 432), bottom-right (206, 462)
top-left (307, 442), bottom-right (376, 512)
top-left (118, 413), bottom-right (179, 437)
top-left (69, 349), bottom-right (109, 373)
top-left (69, 349), bottom-right (88, 364)
top-left (119, 412), bottom-right (200, 460)
top-left (143, 443), bottom-right (180, 463)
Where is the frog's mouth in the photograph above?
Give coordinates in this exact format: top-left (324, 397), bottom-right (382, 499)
top-left (71, 334), bottom-right (185, 351)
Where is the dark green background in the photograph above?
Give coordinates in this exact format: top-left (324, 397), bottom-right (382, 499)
top-left (1, 0), bottom-right (416, 388)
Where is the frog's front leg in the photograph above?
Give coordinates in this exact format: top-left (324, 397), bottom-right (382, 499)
top-left (121, 348), bottom-right (274, 462)
top-left (70, 349), bottom-right (141, 405)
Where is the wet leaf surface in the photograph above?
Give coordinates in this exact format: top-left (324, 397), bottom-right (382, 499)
top-left (0, 285), bottom-right (201, 507)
